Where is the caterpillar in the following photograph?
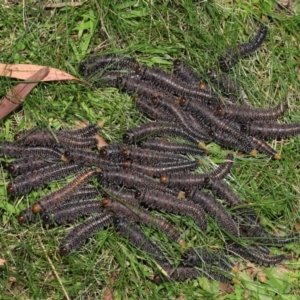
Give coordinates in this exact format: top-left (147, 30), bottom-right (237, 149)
top-left (135, 189), bottom-right (207, 231)
top-left (5, 158), bottom-right (57, 177)
top-left (121, 146), bottom-right (191, 164)
top-left (32, 168), bottom-right (101, 213)
top-left (241, 121), bottom-right (300, 140)
top-left (102, 198), bottom-right (181, 242)
top-left (238, 218), bottom-right (300, 245)
top-left (59, 212), bottom-right (114, 255)
top-left (204, 178), bottom-right (258, 219)
top-left (134, 96), bottom-right (173, 123)
top-left (137, 65), bottom-right (220, 108)
top-left (62, 186), bottom-right (101, 205)
top-left (179, 97), bottom-right (257, 154)
top-left (99, 143), bottom-right (123, 162)
top-left (154, 265), bottom-right (233, 283)
top-left (137, 138), bottom-right (207, 156)
top-left (98, 168), bottom-right (177, 196)
top-left (63, 149), bottom-right (121, 169)
top-left (122, 159), bottom-right (200, 177)
top-left (56, 124), bottom-right (100, 138)
top-left (219, 24), bottom-right (268, 72)
top-left (182, 247), bottom-right (234, 272)
top-left (187, 189), bottom-right (240, 237)
top-left (216, 100), bottom-right (288, 122)
top-left (119, 75), bottom-right (159, 98)
top-left (7, 163), bottom-right (84, 196)
top-left (17, 128), bottom-right (98, 149)
top-left (173, 59), bottom-right (203, 85)
top-left (160, 153), bottom-right (234, 190)
top-left (100, 184), bottom-right (139, 206)
top-left (134, 96), bottom-right (175, 122)
top-left (0, 142), bottom-right (64, 160)
top-left (18, 206), bottom-right (37, 225)
top-left (123, 121), bottom-right (201, 145)
top-left (42, 200), bottom-right (103, 225)
top-left (150, 97), bottom-right (212, 143)
top-left (113, 218), bottom-right (171, 267)
top-left (227, 242), bottom-right (285, 266)
top-left (79, 54), bottom-right (140, 77)
top-left (250, 136), bottom-right (280, 159)
top-left (207, 67), bottom-right (240, 102)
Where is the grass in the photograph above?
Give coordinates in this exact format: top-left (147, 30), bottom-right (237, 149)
top-left (0, 0), bottom-right (300, 299)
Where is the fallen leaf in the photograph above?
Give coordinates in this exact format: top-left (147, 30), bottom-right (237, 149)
top-left (258, 271), bottom-right (267, 282)
top-left (0, 63), bottom-right (80, 82)
top-left (0, 258), bottom-right (6, 266)
top-left (219, 282), bottom-right (234, 293)
top-left (0, 67), bottom-right (49, 120)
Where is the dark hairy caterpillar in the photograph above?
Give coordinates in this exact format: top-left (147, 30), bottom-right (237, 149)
top-left (182, 247), bottom-right (234, 272)
top-left (122, 159), bottom-right (200, 177)
top-left (100, 184), bottom-right (139, 206)
top-left (216, 100), bottom-right (288, 122)
top-left (134, 95), bottom-right (176, 122)
top-left (102, 198), bottom-right (181, 242)
top-left (135, 189), bottom-right (207, 231)
top-left (173, 59), bottom-right (203, 85)
top-left (154, 265), bottom-right (233, 283)
top-left (137, 65), bottom-right (220, 108)
top-left (0, 142), bottom-right (64, 160)
top-left (238, 217), bottom-right (300, 245)
top-left (250, 136), bottom-right (280, 159)
top-left (56, 124), bottom-right (100, 138)
top-left (17, 128), bottom-right (98, 149)
top-left (121, 146), bottom-right (191, 164)
top-left (179, 97), bottom-right (257, 154)
top-left (59, 212), bottom-right (114, 255)
top-left (5, 158), bottom-right (58, 177)
top-left (79, 54), bottom-right (140, 77)
top-left (219, 24), bottom-right (268, 72)
top-left (227, 242), bottom-right (285, 266)
top-left (150, 96), bottom-right (212, 143)
top-left (187, 189), bottom-right (240, 237)
top-left (207, 67), bottom-right (240, 102)
top-left (32, 168), bottom-right (101, 213)
top-left (63, 149), bottom-right (122, 169)
top-left (98, 168), bottom-right (177, 196)
top-left (42, 200), bottom-right (103, 225)
top-left (7, 163), bottom-right (84, 196)
top-left (241, 121), bottom-right (300, 140)
top-left (160, 153), bottom-right (234, 190)
top-left (62, 186), bottom-right (101, 205)
top-left (113, 218), bottom-right (171, 267)
top-left (18, 206), bottom-right (37, 225)
top-left (99, 143), bottom-right (123, 162)
top-left (123, 121), bottom-right (201, 145)
top-left (204, 178), bottom-right (259, 220)
top-left (137, 138), bottom-right (207, 156)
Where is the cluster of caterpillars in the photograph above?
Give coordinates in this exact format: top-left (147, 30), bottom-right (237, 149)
top-left (2, 23), bottom-right (299, 284)
top-left (2, 126), bottom-right (298, 283)
top-left (80, 24), bottom-right (300, 160)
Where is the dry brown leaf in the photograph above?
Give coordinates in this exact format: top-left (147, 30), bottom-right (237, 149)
top-left (258, 271), bottom-right (267, 282)
top-left (0, 63), bottom-right (80, 81)
top-left (219, 282), bottom-right (234, 293)
top-left (102, 273), bottom-right (117, 300)
top-left (0, 67), bottom-right (49, 120)
top-left (0, 258), bottom-right (6, 266)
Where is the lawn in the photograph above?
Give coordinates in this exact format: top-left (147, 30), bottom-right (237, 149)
top-left (0, 1), bottom-right (300, 299)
